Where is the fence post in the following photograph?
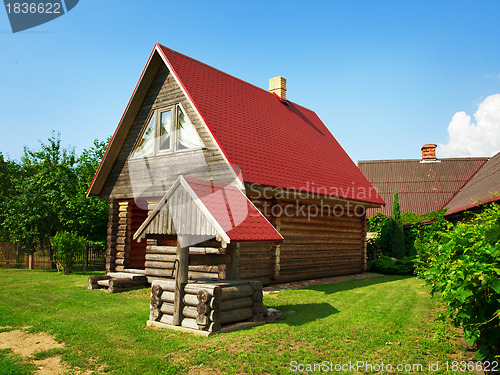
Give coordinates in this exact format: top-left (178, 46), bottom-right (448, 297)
top-left (84, 243), bottom-right (89, 271)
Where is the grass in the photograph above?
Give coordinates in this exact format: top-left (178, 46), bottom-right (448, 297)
top-left (0, 269), bottom-right (469, 374)
top-left (0, 349), bottom-right (38, 375)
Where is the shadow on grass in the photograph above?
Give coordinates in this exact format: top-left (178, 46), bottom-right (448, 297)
top-left (305, 274), bottom-right (414, 295)
top-left (265, 275), bottom-right (415, 326)
top-left (268, 302), bottom-right (339, 326)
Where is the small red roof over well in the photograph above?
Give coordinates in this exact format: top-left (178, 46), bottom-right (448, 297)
top-left (183, 177), bottom-right (283, 243)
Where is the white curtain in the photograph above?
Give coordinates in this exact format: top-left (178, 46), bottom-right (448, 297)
top-left (178, 109), bottom-right (204, 149)
top-left (133, 115), bottom-right (155, 157)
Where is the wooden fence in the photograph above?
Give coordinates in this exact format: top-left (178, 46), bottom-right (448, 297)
top-left (0, 242), bottom-right (106, 271)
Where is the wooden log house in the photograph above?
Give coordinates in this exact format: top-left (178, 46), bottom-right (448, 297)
top-left (87, 43), bottom-right (384, 285)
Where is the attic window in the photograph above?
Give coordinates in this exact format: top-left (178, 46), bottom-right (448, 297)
top-left (132, 115), bottom-right (155, 157)
top-left (132, 104), bottom-right (204, 158)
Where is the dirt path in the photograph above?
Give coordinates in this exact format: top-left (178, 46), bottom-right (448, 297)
top-left (0, 327), bottom-right (68, 374)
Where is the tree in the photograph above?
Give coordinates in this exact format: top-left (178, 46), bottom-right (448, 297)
top-left (51, 231), bottom-right (85, 274)
top-left (67, 138), bottom-right (109, 246)
top-left (390, 189), bottom-right (406, 258)
top-left (3, 133), bottom-right (77, 254)
top-left (2, 132), bottom-right (109, 269)
top-left (0, 153), bottom-right (19, 242)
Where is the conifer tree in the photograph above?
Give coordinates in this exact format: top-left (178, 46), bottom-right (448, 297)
top-left (391, 189), bottom-right (406, 258)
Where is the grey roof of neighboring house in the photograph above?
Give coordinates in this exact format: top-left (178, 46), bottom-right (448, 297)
top-left (445, 152), bottom-right (500, 215)
top-left (358, 157), bottom-right (488, 217)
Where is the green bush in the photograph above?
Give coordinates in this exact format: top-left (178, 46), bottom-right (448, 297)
top-left (369, 255), bottom-right (415, 275)
top-left (51, 231), bottom-right (85, 275)
top-left (417, 204), bottom-right (500, 361)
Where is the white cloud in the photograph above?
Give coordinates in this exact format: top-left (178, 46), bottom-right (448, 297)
top-left (438, 94), bottom-right (500, 157)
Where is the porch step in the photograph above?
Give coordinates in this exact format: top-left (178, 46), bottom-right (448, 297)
top-left (119, 268), bottom-right (147, 275)
top-left (88, 273), bottom-right (148, 293)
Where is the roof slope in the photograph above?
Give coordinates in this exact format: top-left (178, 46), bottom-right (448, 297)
top-left (445, 152), bottom-right (500, 215)
top-left (358, 158), bottom-right (488, 217)
top-left (157, 45), bottom-right (384, 206)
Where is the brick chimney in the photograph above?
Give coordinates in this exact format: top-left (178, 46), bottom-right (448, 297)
top-left (269, 76), bottom-right (286, 100)
top-left (421, 144), bottom-right (437, 161)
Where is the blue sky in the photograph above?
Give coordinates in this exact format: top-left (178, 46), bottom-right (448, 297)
top-left (1, 0), bottom-right (499, 162)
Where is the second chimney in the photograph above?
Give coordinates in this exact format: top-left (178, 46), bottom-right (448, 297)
top-left (421, 144), bottom-right (437, 161)
top-left (269, 76), bottom-right (287, 100)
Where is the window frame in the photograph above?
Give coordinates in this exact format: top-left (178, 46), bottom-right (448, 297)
top-left (131, 103), bottom-right (204, 159)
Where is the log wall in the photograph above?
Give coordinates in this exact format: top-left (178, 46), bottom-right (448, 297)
top-left (114, 200), bottom-right (130, 271)
top-left (105, 199), bottom-right (119, 273)
top-left (245, 188), bottom-right (366, 284)
top-left (149, 279), bottom-right (265, 333)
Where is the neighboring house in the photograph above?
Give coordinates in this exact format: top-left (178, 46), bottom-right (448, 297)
top-left (87, 43), bottom-right (384, 285)
top-left (358, 144), bottom-right (500, 220)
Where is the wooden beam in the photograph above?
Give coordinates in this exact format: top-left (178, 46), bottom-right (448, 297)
top-left (173, 242), bottom-right (188, 326)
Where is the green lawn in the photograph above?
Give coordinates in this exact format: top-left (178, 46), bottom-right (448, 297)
top-left (0, 270), bottom-right (468, 374)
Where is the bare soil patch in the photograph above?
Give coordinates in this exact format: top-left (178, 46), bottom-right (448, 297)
top-left (0, 327), bottom-right (68, 374)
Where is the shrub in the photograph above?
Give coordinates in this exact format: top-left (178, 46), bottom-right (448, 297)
top-left (369, 255), bottom-right (415, 275)
top-left (51, 231), bottom-right (85, 274)
top-left (418, 204), bottom-right (500, 361)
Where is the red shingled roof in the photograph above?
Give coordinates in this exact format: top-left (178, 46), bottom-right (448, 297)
top-left (157, 44), bottom-right (384, 206)
top-left (183, 177), bottom-right (283, 243)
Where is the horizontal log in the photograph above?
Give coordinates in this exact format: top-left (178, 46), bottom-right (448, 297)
top-left (282, 238), bottom-right (361, 245)
top-left (220, 285), bottom-right (254, 301)
top-left (160, 304), bottom-right (199, 319)
top-left (196, 314), bottom-right (209, 326)
top-left (146, 245), bottom-right (177, 254)
top-left (160, 314), bottom-right (173, 325)
top-left (189, 254), bottom-right (231, 266)
top-left (280, 221), bottom-right (361, 231)
top-left (281, 217), bottom-right (362, 228)
top-left (145, 253), bottom-right (177, 262)
top-left (88, 275), bottom-right (110, 289)
top-left (279, 258), bottom-right (362, 269)
top-left (144, 261), bottom-right (220, 273)
top-left (220, 307), bottom-right (253, 325)
top-left (219, 297), bottom-right (253, 311)
top-left (160, 291), bottom-right (200, 307)
top-left (281, 230), bottom-right (361, 240)
top-left (280, 244), bottom-right (362, 252)
top-left (238, 261), bottom-right (270, 270)
top-left (153, 280), bottom-right (222, 297)
top-left (115, 258), bottom-right (126, 266)
top-left (182, 317), bottom-right (201, 330)
top-left (237, 253), bottom-right (272, 261)
top-left (238, 269), bottom-right (272, 279)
